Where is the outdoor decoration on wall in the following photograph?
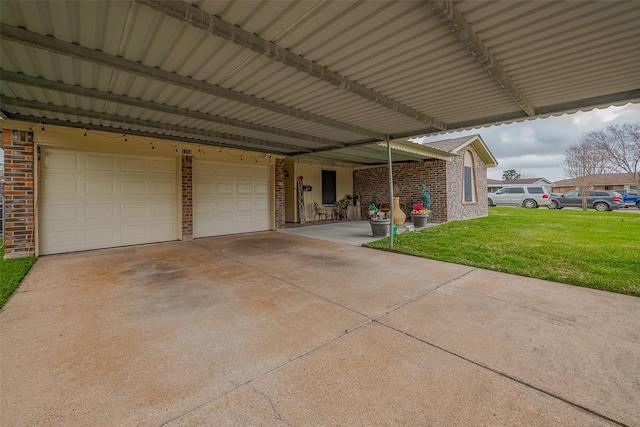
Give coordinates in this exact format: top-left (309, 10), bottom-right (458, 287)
top-left (297, 176), bottom-right (306, 224)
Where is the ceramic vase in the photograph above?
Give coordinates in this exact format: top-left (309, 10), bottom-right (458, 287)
top-left (392, 197), bottom-right (406, 226)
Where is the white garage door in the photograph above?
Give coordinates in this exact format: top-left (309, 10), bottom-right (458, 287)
top-left (194, 160), bottom-right (270, 237)
top-left (40, 148), bottom-right (178, 255)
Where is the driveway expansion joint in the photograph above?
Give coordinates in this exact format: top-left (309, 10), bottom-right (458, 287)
top-left (372, 267), bottom-right (477, 322)
top-left (376, 321), bottom-right (630, 427)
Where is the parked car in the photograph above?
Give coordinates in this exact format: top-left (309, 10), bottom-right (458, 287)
top-left (618, 189), bottom-right (640, 209)
top-left (548, 190), bottom-right (622, 211)
top-left (487, 186), bottom-right (551, 208)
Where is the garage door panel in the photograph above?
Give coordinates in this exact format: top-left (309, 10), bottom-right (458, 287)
top-left (121, 157), bottom-right (147, 172)
top-left (216, 182), bottom-right (234, 195)
top-left (255, 183), bottom-right (268, 195)
top-left (47, 204), bottom-right (79, 221)
top-left (40, 149), bottom-right (178, 255)
top-left (85, 203), bottom-right (115, 220)
top-left (121, 180), bottom-right (146, 195)
top-left (121, 203), bottom-right (146, 218)
top-left (194, 201), bottom-right (214, 215)
top-left (236, 200), bottom-right (254, 213)
top-left (85, 179), bottom-right (115, 196)
top-left (121, 225), bottom-right (146, 241)
top-left (215, 200), bottom-right (235, 214)
top-left (44, 177), bottom-right (78, 196)
top-left (151, 223), bottom-right (175, 239)
top-left (151, 181), bottom-right (174, 195)
top-left (194, 160), bottom-right (271, 238)
top-left (85, 155), bottom-right (115, 171)
top-left (45, 151), bottom-right (78, 170)
top-left (42, 230), bottom-right (79, 250)
top-left (237, 183), bottom-right (253, 195)
top-left (255, 200), bottom-right (269, 212)
top-left (151, 202), bottom-right (175, 218)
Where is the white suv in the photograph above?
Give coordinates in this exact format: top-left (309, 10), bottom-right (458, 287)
top-left (488, 186), bottom-right (551, 209)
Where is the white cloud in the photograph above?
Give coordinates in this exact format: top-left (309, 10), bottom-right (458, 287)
top-left (422, 103), bottom-right (640, 182)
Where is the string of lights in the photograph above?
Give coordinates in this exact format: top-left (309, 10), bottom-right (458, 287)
top-left (26, 121), bottom-right (353, 169)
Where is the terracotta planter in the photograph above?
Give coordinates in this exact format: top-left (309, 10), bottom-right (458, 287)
top-left (392, 197), bottom-right (406, 226)
top-left (411, 213), bottom-right (429, 228)
top-left (369, 219), bottom-right (391, 237)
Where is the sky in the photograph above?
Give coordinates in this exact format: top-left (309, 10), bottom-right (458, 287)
top-left (2, 103), bottom-right (639, 181)
top-left (419, 103), bottom-right (640, 182)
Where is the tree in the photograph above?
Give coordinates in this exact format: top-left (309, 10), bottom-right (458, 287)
top-left (501, 169), bottom-right (521, 180)
top-left (562, 139), bottom-right (608, 210)
top-left (585, 123), bottom-right (640, 190)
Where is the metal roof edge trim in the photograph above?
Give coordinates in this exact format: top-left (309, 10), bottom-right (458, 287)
top-left (377, 140), bottom-right (455, 161)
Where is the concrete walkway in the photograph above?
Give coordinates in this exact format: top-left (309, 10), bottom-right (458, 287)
top-left (279, 219), bottom-right (439, 246)
top-left (1, 232), bottom-right (638, 426)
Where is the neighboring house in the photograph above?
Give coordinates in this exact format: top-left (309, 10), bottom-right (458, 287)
top-left (487, 178), bottom-right (504, 193)
top-left (552, 173), bottom-right (638, 193)
top-left (2, 127), bottom-right (496, 258)
top-left (487, 177), bottom-right (554, 193)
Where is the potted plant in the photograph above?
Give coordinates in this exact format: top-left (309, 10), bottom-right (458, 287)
top-left (367, 203), bottom-right (391, 237)
top-left (411, 185), bottom-right (431, 228)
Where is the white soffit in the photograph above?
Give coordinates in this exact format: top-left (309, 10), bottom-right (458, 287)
top-left (0, 0), bottom-right (638, 162)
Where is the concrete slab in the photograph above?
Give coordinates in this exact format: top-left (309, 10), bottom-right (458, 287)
top-left (1, 232), bottom-right (638, 426)
top-left (279, 220), bottom-right (382, 246)
top-left (278, 219), bottom-right (438, 246)
top-left (0, 239), bottom-right (367, 425)
top-left (170, 323), bottom-right (615, 426)
top-left (379, 269), bottom-right (640, 427)
top-left (193, 232), bottom-right (473, 318)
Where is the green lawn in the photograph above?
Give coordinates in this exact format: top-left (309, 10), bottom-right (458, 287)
top-left (0, 247), bottom-right (37, 308)
top-left (368, 208), bottom-right (640, 297)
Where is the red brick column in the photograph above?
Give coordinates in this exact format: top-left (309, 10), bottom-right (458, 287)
top-left (2, 130), bottom-right (35, 259)
top-left (181, 155), bottom-right (193, 240)
top-left (274, 159), bottom-right (285, 230)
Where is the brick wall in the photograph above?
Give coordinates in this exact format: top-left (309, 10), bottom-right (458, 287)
top-left (353, 145), bottom-right (489, 224)
top-left (354, 159), bottom-right (448, 223)
top-left (181, 155), bottom-right (193, 240)
top-left (446, 147), bottom-right (488, 221)
top-left (2, 130), bottom-right (35, 259)
top-left (274, 158), bottom-right (285, 229)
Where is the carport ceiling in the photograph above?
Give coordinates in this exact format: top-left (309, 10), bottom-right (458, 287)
top-left (1, 0), bottom-right (639, 164)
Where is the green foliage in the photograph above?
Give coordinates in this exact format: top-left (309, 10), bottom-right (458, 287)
top-left (339, 194), bottom-right (354, 209)
top-left (0, 247), bottom-right (37, 308)
top-left (367, 202), bottom-right (388, 221)
top-left (420, 185), bottom-right (431, 210)
top-left (368, 208), bottom-right (640, 297)
top-left (502, 169), bottom-right (522, 180)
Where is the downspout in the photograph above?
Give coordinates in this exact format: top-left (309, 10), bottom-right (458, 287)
top-left (386, 135), bottom-right (394, 249)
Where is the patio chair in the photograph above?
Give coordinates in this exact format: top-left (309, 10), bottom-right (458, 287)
top-left (313, 202), bottom-right (328, 223)
top-left (332, 202), bottom-right (347, 221)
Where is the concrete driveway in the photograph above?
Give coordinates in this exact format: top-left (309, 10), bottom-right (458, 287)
top-left (1, 233), bottom-right (638, 426)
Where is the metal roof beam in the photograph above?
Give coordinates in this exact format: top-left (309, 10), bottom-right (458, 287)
top-left (0, 23), bottom-right (385, 140)
top-left (0, 96), bottom-right (306, 154)
top-left (136, 0), bottom-right (447, 131)
top-left (1, 70), bottom-right (346, 149)
top-left (426, 0), bottom-right (536, 117)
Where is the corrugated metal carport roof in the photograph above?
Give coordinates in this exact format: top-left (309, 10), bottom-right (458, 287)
top-left (1, 0), bottom-right (639, 164)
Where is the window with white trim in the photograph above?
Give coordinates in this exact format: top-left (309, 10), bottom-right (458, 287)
top-left (463, 151), bottom-right (476, 203)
